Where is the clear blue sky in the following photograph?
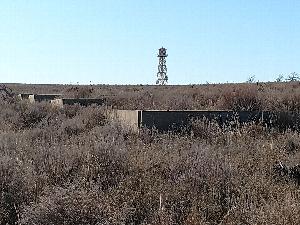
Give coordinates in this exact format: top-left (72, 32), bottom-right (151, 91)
top-left (0, 1), bottom-right (299, 84)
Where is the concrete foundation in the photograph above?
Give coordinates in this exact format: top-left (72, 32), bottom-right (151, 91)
top-left (17, 93), bottom-right (33, 101)
top-left (32, 94), bottom-right (62, 102)
top-left (18, 93), bottom-right (62, 103)
top-left (51, 98), bottom-right (107, 108)
top-left (108, 110), bottom-right (140, 132)
top-left (110, 110), bottom-right (300, 132)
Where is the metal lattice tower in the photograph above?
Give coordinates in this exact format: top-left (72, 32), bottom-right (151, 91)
top-left (156, 47), bottom-right (168, 85)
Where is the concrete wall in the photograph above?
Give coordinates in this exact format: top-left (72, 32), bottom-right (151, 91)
top-left (18, 94), bottom-right (61, 103)
top-left (141, 110), bottom-right (234, 131)
top-left (141, 110), bottom-right (300, 131)
top-left (61, 98), bottom-right (106, 106)
top-left (33, 94), bottom-right (62, 102)
top-left (28, 95), bottom-right (35, 103)
top-left (17, 93), bottom-right (33, 101)
top-left (50, 99), bottom-right (64, 108)
top-left (110, 110), bottom-right (300, 132)
top-left (50, 98), bottom-right (107, 108)
top-left (109, 110), bottom-right (140, 132)
top-left (269, 111), bottom-right (300, 131)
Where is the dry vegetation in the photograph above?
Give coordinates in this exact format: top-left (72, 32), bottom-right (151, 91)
top-left (1, 83), bottom-right (300, 224)
top-left (7, 81), bottom-right (300, 111)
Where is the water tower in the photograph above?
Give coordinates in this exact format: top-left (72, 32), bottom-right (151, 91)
top-left (156, 47), bottom-right (168, 85)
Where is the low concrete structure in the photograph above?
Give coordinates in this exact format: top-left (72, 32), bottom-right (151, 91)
top-left (17, 93), bottom-right (33, 101)
top-left (18, 93), bottom-right (62, 103)
top-left (109, 110), bottom-right (140, 132)
top-left (51, 98), bottom-right (107, 108)
top-left (31, 94), bottom-right (62, 103)
top-left (110, 110), bottom-right (300, 132)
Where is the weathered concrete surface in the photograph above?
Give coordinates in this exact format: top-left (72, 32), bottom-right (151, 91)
top-left (50, 99), bottom-right (64, 108)
top-left (32, 94), bottom-right (62, 102)
top-left (62, 98), bottom-right (106, 106)
top-left (110, 110), bottom-right (300, 132)
top-left (28, 95), bottom-right (35, 103)
top-left (108, 110), bottom-right (140, 132)
top-left (51, 98), bottom-right (107, 108)
top-left (141, 110), bottom-right (232, 131)
top-left (17, 93), bottom-right (33, 100)
top-left (18, 93), bottom-right (62, 103)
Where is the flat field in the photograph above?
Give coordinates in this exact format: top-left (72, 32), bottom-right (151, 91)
top-left (6, 81), bottom-right (300, 110)
top-left (1, 83), bottom-right (300, 224)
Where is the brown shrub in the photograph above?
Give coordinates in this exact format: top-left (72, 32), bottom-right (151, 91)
top-left (65, 86), bottom-right (94, 98)
top-left (20, 184), bottom-right (128, 225)
top-left (221, 86), bottom-right (262, 111)
top-left (6, 82), bottom-right (300, 111)
top-left (1, 84), bottom-right (300, 224)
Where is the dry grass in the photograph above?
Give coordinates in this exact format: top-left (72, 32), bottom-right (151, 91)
top-left (1, 83), bottom-right (300, 224)
top-left (6, 81), bottom-right (300, 110)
